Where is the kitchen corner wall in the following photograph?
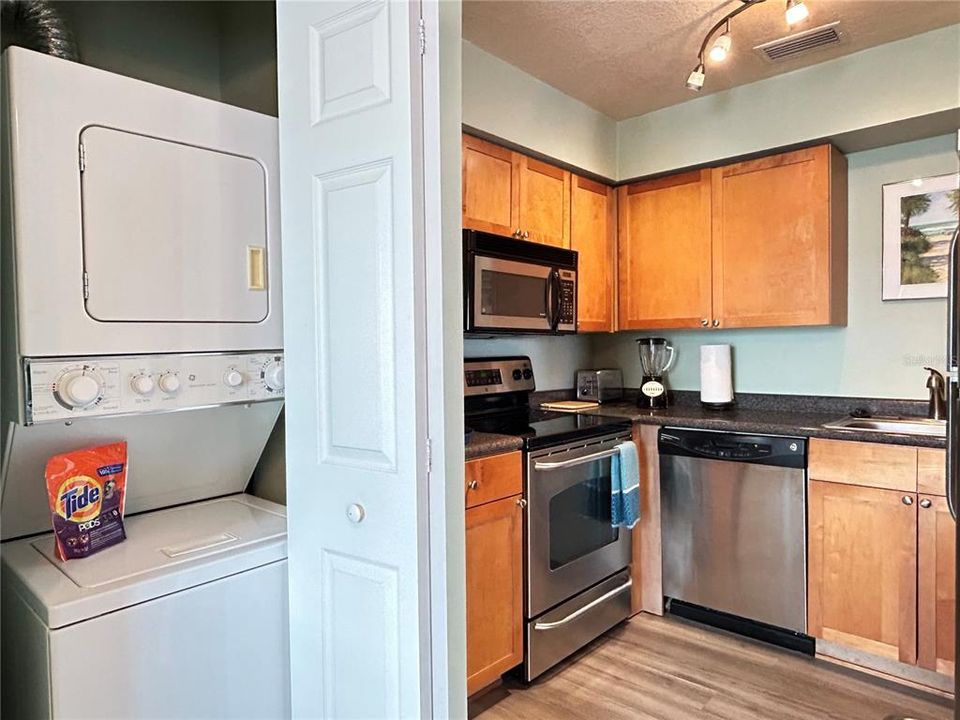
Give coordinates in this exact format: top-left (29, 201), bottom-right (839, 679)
top-left (462, 40), bottom-right (618, 390)
top-left (592, 134), bottom-right (958, 400)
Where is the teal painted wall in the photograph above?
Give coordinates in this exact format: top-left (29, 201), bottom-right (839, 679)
top-left (591, 134), bottom-right (959, 400)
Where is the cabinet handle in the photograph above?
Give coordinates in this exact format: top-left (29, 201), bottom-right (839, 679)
top-left (513, 228), bottom-right (522, 238)
top-left (920, 498), bottom-right (932, 509)
top-left (516, 498), bottom-right (527, 509)
top-left (902, 495), bottom-right (914, 505)
top-left (522, 231), bottom-right (529, 240)
top-left (712, 319), bottom-right (720, 328)
top-left (468, 480), bottom-right (478, 490)
top-left (700, 318), bottom-right (709, 327)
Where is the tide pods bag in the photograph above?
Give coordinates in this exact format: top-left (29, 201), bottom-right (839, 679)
top-left (45, 441), bottom-right (128, 561)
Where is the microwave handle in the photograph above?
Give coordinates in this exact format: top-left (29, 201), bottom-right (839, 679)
top-left (544, 268), bottom-right (557, 329)
top-left (549, 269), bottom-right (562, 331)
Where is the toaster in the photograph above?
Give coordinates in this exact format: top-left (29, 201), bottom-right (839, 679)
top-left (576, 369), bottom-right (624, 403)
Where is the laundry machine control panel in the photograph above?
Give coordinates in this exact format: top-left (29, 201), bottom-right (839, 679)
top-left (25, 351), bottom-right (284, 424)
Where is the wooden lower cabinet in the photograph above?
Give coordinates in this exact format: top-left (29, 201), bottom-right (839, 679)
top-left (918, 493), bottom-right (956, 677)
top-left (465, 451), bottom-right (524, 696)
top-left (808, 480), bottom-right (918, 664)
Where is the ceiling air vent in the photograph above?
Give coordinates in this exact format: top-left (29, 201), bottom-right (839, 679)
top-left (754, 21), bottom-right (844, 62)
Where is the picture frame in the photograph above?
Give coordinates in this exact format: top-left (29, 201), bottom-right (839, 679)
top-left (882, 172), bottom-right (959, 301)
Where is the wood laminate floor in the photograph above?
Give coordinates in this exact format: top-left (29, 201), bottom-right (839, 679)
top-left (472, 614), bottom-right (955, 720)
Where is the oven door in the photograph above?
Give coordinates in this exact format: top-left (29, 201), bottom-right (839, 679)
top-left (471, 255), bottom-right (560, 332)
top-left (527, 433), bottom-right (633, 617)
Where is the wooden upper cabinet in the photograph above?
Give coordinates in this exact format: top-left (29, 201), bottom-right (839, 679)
top-left (618, 170), bottom-right (713, 330)
top-left (517, 155), bottom-right (570, 248)
top-left (808, 480), bottom-right (918, 665)
top-left (465, 494), bottom-right (523, 695)
top-left (711, 145), bottom-right (848, 329)
top-left (571, 175), bottom-right (616, 332)
top-left (462, 134), bottom-right (518, 236)
top-left (918, 494), bottom-right (956, 677)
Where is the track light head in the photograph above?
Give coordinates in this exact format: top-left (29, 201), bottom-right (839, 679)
top-left (686, 63), bottom-right (706, 91)
top-left (785, 0), bottom-right (809, 26)
top-left (708, 31), bottom-right (732, 62)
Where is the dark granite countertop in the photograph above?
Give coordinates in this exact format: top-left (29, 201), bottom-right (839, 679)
top-left (463, 391), bottom-right (946, 457)
top-left (465, 431), bottom-right (524, 460)
top-left (577, 401), bottom-right (946, 449)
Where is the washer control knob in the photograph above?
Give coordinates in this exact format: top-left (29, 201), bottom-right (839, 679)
top-left (158, 373), bottom-right (181, 394)
top-left (263, 360), bottom-right (284, 392)
top-left (224, 369), bottom-right (244, 388)
top-left (131, 374), bottom-right (155, 395)
top-left (56, 371), bottom-right (103, 409)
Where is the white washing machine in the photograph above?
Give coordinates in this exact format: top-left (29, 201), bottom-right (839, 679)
top-left (1, 48), bottom-right (290, 719)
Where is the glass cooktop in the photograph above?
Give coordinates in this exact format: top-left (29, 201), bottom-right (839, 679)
top-left (466, 408), bottom-right (632, 450)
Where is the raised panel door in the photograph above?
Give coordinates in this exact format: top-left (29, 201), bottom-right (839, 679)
top-left (711, 145), bottom-right (847, 328)
top-left (918, 494), bottom-right (956, 677)
top-left (462, 134), bottom-right (518, 236)
top-left (570, 175), bottom-right (616, 332)
top-left (466, 494), bottom-right (523, 695)
top-left (517, 156), bottom-right (570, 247)
top-left (808, 480), bottom-right (917, 665)
top-left (617, 170), bottom-right (713, 329)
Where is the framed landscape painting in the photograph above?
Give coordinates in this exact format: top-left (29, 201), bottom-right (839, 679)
top-left (882, 172), bottom-right (959, 300)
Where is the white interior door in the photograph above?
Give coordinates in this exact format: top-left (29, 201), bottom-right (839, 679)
top-left (277, 1), bottom-right (440, 717)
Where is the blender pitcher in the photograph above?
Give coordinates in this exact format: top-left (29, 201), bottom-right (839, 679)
top-left (637, 338), bottom-right (675, 409)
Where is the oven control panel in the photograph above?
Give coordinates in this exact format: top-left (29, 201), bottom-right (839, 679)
top-left (464, 357), bottom-right (535, 396)
top-left (25, 351), bottom-right (284, 424)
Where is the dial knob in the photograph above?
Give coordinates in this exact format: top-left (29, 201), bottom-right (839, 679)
top-left (131, 374), bottom-right (155, 395)
top-left (263, 360), bottom-right (284, 392)
top-left (56, 370), bottom-right (103, 409)
top-left (224, 369), bottom-right (244, 388)
top-left (158, 373), bottom-right (180, 394)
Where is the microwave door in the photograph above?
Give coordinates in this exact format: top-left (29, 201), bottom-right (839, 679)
top-left (473, 256), bottom-right (553, 331)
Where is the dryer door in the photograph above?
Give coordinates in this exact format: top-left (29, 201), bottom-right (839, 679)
top-left (80, 126), bottom-right (270, 323)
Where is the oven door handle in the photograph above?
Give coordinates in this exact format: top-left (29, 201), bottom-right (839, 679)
top-left (534, 447), bottom-right (619, 471)
top-left (533, 579), bottom-right (633, 631)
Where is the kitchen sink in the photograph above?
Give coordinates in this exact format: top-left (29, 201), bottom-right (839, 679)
top-left (822, 416), bottom-right (946, 437)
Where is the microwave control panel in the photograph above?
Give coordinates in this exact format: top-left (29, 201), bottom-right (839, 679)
top-left (558, 275), bottom-right (575, 324)
top-left (25, 351), bottom-right (284, 424)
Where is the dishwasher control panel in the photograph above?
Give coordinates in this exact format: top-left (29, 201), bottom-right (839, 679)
top-left (658, 428), bottom-right (806, 469)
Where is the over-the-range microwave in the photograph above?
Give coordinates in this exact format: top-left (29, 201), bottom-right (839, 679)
top-left (463, 229), bottom-right (578, 335)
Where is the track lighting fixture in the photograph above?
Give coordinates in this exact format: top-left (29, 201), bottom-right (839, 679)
top-left (785, 0), bottom-right (810, 26)
top-left (685, 0), bottom-right (812, 91)
top-left (708, 23), bottom-right (732, 62)
top-left (686, 63), bottom-right (706, 91)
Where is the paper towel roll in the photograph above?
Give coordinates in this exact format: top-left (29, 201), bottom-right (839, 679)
top-left (700, 344), bottom-right (734, 406)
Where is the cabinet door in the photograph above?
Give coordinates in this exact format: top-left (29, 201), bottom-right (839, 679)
top-left (711, 145), bottom-right (847, 328)
top-left (462, 134), bottom-right (518, 236)
top-left (466, 495), bottom-right (523, 695)
top-left (571, 176), bottom-right (616, 332)
top-left (617, 170), bottom-right (713, 330)
top-left (918, 494), bottom-right (956, 677)
top-left (517, 155), bottom-right (570, 248)
top-left (808, 481), bottom-right (917, 665)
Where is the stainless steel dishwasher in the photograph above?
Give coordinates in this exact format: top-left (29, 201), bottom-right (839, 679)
top-left (659, 427), bottom-right (813, 654)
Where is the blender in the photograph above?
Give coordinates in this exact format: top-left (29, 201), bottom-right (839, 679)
top-left (637, 338), bottom-right (675, 409)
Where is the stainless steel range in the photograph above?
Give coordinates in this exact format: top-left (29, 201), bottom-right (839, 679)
top-left (464, 357), bottom-right (633, 681)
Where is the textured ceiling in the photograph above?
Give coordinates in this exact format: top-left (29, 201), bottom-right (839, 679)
top-left (463, 0), bottom-right (960, 120)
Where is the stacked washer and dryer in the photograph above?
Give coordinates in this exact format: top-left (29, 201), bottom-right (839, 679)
top-left (0, 48), bottom-right (290, 718)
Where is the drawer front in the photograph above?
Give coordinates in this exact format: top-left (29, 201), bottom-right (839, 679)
top-left (465, 451), bottom-right (522, 508)
top-left (809, 439), bottom-right (917, 492)
top-left (918, 448), bottom-right (947, 496)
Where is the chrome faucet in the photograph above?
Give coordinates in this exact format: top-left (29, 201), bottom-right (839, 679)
top-left (924, 367), bottom-right (947, 420)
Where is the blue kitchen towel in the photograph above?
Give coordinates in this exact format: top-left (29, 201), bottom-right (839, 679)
top-left (611, 440), bottom-right (640, 529)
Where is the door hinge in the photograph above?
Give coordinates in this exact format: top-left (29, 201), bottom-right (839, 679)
top-left (418, 18), bottom-right (425, 56)
top-left (425, 437), bottom-right (433, 475)
top-left (82, 271), bottom-right (89, 300)
top-left (78, 144), bottom-right (86, 172)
